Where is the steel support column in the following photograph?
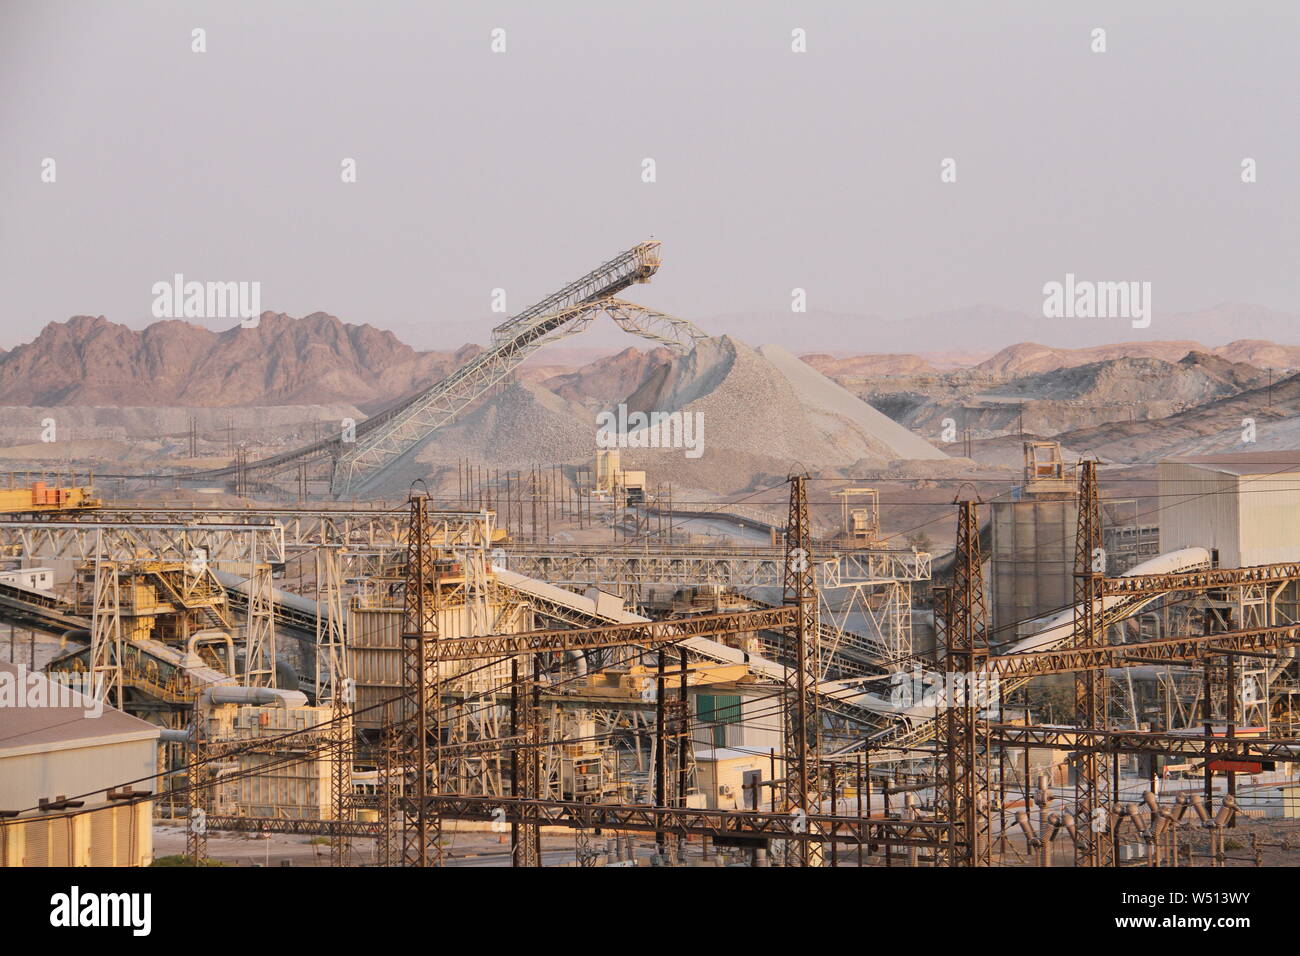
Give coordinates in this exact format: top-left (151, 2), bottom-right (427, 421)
top-left (399, 494), bottom-right (443, 867)
top-left (782, 474), bottom-right (823, 866)
top-left (1073, 459), bottom-right (1113, 867)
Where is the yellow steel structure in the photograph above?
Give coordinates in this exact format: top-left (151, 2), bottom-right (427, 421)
top-left (0, 480), bottom-right (101, 513)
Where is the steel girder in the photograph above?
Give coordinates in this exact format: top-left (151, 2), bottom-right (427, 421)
top-left (429, 606), bottom-right (797, 662)
top-left (986, 623), bottom-right (1300, 679)
top-left (205, 816), bottom-right (383, 837)
top-left (413, 795), bottom-right (949, 848)
top-left (987, 722), bottom-right (1300, 763)
top-left (1099, 562), bottom-right (1300, 597)
top-left (500, 545), bottom-right (931, 590)
top-left (489, 242), bottom-right (662, 345)
top-left (204, 800), bottom-right (950, 848)
top-left (602, 296), bottom-right (707, 351)
top-left (0, 520), bottom-right (285, 565)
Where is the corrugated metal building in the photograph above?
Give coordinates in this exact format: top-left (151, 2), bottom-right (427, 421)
top-left (0, 663), bottom-right (158, 866)
top-left (990, 494), bottom-right (1078, 639)
top-left (205, 702), bottom-right (336, 820)
top-left (1158, 452), bottom-right (1300, 567)
top-left (349, 598), bottom-right (530, 731)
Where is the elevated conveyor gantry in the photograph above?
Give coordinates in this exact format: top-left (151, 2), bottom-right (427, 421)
top-left (170, 241), bottom-right (704, 498)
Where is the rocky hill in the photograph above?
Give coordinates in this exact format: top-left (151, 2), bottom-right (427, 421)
top-left (986, 352), bottom-right (1268, 404)
top-left (825, 348), bottom-right (1277, 446)
top-left (1048, 371), bottom-right (1300, 462)
top-left (1213, 340), bottom-right (1300, 370)
top-left (951, 339), bottom-right (1298, 378)
top-left (0, 313), bottom-right (478, 408)
top-left (971, 341), bottom-right (1206, 378)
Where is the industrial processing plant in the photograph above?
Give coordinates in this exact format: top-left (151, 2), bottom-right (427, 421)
top-left (2, 7), bottom-right (1298, 939)
top-left (4, 238), bottom-right (1300, 874)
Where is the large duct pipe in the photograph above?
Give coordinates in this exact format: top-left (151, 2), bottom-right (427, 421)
top-left (566, 650), bottom-right (588, 677)
top-left (188, 629), bottom-right (236, 674)
top-left (201, 685), bottom-right (308, 708)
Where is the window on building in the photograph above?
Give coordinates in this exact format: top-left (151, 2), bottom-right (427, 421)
top-left (697, 693), bottom-right (742, 749)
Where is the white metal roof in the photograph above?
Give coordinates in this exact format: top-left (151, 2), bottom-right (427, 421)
top-left (1165, 451), bottom-right (1300, 477)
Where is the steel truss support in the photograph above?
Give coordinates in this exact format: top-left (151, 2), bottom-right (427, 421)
top-left (782, 474), bottom-right (824, 866)
top-left (400, 494), bottom-right (443, 866)
top-left (241, 530), bottom-right (277, 687)
top-left (934, 500), bottom-right (992, 866)
top-left (206, 816), bottom-right (381, 837)
top-left (986, 622), bottom-right (1300, 678)
top-left (314, 546), bottom-right (353, 866)
top-left (601, 296), bottom-right (707, 351)
top-left (406, 796), bottom-right (949, 848)
top-left (512, 655), bottom-right (542, 867)
top-left (89, 533), bottom-right (124, 709)
top-left (185, 702), bottom-right (207, 865)
top-left (987, 722), bottom-right (1300, 763)
top-left (430, 605), bottom-right (796, 661)
top-left (0, 519), bottom-right (286, 566)
top-left (315, 546), bottom-right (350, 707)
top-left (1073, 459), bottom-right (1114, 866)
top-left (503, 544), bottom-right (931, 593)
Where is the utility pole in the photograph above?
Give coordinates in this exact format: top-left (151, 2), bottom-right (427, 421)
top-left (676, 646), bottom-right (691, 861)
top-left (1073, 459), bottom-right (1113, 867)
top-left (654, 650), bottom-right (668, 857)
top-left (934, 498), bottom-right (992, 866)
top-left (399, 494), bottom-right (442, 866)
top-left (782, 474), bottom-right (823, 866)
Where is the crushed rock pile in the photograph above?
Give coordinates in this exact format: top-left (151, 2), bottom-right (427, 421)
top-left (374, 335), bottom-right (952, 496)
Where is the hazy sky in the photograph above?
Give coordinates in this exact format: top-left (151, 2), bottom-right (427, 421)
top-left (2, 1), bottom-right (1297, 352)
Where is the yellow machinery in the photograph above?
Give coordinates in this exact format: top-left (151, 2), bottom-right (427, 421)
top-left (0, 479), bottom-right (101, 513)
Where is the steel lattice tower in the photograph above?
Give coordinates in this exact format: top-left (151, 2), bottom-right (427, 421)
top-left (1072, 459), bottom-right (1113, 866)
top-left (934, 499), bottom-right (992, 866)
top-left (782, 474), bottom-right (824, 866)
top-left (400, 494), bottom-right (443, 866)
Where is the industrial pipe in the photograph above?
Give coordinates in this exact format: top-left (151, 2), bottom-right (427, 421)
top-left (201, 685), bottom-right (308, 708)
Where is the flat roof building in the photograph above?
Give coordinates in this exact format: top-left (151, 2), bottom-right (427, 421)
top-left (0, 663), bottom-right (159, 866)
top-left (1158, 451), bottom-right (1300, 568)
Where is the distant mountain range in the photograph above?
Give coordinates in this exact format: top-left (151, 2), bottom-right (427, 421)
top-left (0, 313), bottom-right (479, 408)
top-left (4, 311), bottom-right (1298, 409)
top-left (804, 340), bottom-right (1300, 380)
top-left (704, 302), bottom-right (1300, 355)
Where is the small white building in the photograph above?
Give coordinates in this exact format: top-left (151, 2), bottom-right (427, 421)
top-left (0, 567), bottom-right (55, 592)
top-left (0, 663), bottom-right (159, 866)
top-left (694, 748), bottom-right (784, 811)
top-left (1158, 453), bottom-right (1300, 568)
